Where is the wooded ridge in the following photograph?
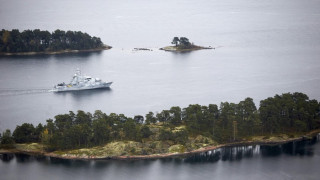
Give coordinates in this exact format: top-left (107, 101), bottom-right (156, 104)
top-left (0, 29), bottom-right (108, 54)
top-left (1, 92), bottom-right (319, 158)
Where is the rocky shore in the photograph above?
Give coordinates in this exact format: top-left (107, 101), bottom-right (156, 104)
top-left (160, 45), bottom-right (213, 52)
top-left (112, 131), bottom-right (320, 160)
top-left (1, 130), bottom-right (319, 161)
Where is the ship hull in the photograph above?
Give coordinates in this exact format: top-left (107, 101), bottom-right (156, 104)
top-left (52, 82), bottom-right (112, 92)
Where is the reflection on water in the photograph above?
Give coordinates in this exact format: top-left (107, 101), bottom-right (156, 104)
top-left (185, 135), bottom-right (319, 163)
top-left (54, 87), bottom-right (112, 95)
top-left (185, 146), bottom-right (258, 163)
top-left (169, 50), bottom-right (194, 60)
top-left (52, 51), bottom-right (103, 59)
top-left (0, 50), bottom-right (103, 60)
top-left (0, 153), bottom-right (14, 162)
top-left (54, 88), bottom-right (112, 100)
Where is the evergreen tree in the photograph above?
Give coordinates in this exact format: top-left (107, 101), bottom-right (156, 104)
top-left (1, 129), bottom-right (14, 145)
top-left (6, 92), bottom-right (320, 150)
top-left (13, 123), bottom-right (36, 143)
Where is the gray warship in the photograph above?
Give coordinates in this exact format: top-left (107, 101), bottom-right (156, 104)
top-left (52, 69), bottom-right (112, 92)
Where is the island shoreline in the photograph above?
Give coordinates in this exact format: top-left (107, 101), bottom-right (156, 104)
top-left (0, 45), bottom-right (112, 56)
top-left (1, 130), bottom-right (319, 161)
top-left (160, 45), bottom-right (213, 52)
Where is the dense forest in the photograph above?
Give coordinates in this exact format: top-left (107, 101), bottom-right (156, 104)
top-left (1, 92), bottom-right (319, 151)
top-left (0, 29), bottom-right (105, 53)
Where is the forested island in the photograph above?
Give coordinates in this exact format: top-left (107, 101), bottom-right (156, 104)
top-left (160, 37), bottom-right (213, 52)
top-left (1, 92), bottom-right (320, 159)
top-left (0, 29), bottom-right (111, 55)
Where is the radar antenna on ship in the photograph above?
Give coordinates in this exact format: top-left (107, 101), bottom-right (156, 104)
top-left (75, 68), bottom-right (81, 76)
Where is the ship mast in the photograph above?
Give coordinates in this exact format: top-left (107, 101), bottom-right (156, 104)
top-left (76, 68), bottom-right (81, 76)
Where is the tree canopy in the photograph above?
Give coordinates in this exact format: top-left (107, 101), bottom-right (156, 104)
top-left (0, 29), bottom-right (105, 53)
top-left (1, 92), bottom-right (319, 150)
top-left (171, 37), bottom-right (192, 48)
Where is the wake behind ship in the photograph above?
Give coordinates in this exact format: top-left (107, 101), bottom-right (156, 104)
top-left (52, 69), bottom-right (112, 92)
